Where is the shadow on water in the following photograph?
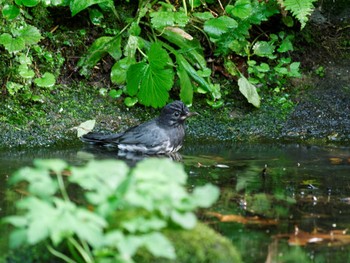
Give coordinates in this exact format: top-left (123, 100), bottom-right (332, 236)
top-left (1, 141), bottom-right (350, 262)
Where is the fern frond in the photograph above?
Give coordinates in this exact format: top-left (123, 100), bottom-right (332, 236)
top-left (279, 0), bottom-right (317, 29)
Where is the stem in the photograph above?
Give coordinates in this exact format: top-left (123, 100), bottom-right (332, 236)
top-left (68, 237), bottom-right (95, 263)
top-left (56, 173), bottom-right (70, 202)
top-left (182, 0), bottom-right (188, 15)
top-left (47, 245), bottom-right (77, 263)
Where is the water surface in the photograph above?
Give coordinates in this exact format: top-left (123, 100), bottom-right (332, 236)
top-left (1, 141), bottom-right (350, 262)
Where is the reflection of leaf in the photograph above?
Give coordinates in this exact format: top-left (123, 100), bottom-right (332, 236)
top-left (275, 226), bottom-right (350, 246)
top-left (73, 120), bottom-right (96, 138)
top-left (207, 212), bottom-right (278, 225)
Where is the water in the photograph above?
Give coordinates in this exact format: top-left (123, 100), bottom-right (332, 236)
top-left (1, 141), bottom-right (350, 262)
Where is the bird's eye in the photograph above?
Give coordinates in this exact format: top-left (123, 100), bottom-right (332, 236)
top-left (174, 111), bottom-right (180, 117)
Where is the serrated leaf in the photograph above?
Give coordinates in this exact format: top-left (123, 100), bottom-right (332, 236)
top-left (34, 72), bottom-right (55, 88)
top-left (204, 16), bottom-right (238, 41)
top-left (0, 33), bottom-right (25, 52)
top-left (2, 4), bottom-right (20, 20)
top-left (18, 25), bottom-right (42, 46)
top-left (150, 11), bottom-right (175, 29)
top-left (238, 75), bottom-right (260, 108)
top-left (111, 57), bottom-right (135, 84)
top-left (226, 0), bottom-right (252, 19)
top-left (74, 119), bottom-right (96, 137)
top-left (70, 0), bottom-right (113, 16)
top-left (126, 43), bottom-right (174, 108)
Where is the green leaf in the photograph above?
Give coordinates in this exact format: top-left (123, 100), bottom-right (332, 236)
top-left (226, 0), bottom-right (252, 19)
top-left (171, 211), bottom-right (197, 229)
top-left (78, 36), bottom-right (121, 76)
top-left (89, 8), bottom-right (104, 25)
top-left (6, 82), bottom-right (23, 95)
top-left (111, 57), bottom-right (135, 84)
top-left (2, 4), bottom-right (20, 20)
top-left (143, 233), bottom-right (176, 259)
top-left (178, 63), bottom-right (193, 105)
top-left (126, 43), bottom-right (174, 108)
top-left (124, 97), bottom-right (138, 107)
top-left (33, 159), bottom-right (68, 174)
top-left (109, 89), bottom-right (122, 99)
top-left (18, 64), bottom-right (35, 79)
top-left (192, 12), bottom-right (214, 20)
top-left (204, 16), bottom-right (238, 41)
top-left (34, 72), bottom-right (55, 88)
top-left (15, 0), bottom-right (40, 7)
top-left (0, 33), bottom-right (25, 52)
top-left (278, 35), bottom-right (294, 52)
top-left (70, 0), bottom-right (114, 16)
top-left (253, 41), bottom-right (275, 58)
top-left (192, 184), bottom-right (220, 208)
top-left (18, 25), bottom-right (42, 46)
top-left (282, 0), bottom-right (317, 29)
top-left (238, 75), bottom-right (260, 108)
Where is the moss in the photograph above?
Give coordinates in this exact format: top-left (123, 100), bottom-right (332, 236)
top-left (135, 223), bottom-right (242, 263)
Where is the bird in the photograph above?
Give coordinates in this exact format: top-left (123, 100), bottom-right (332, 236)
top-left (81, 101), bottom-right (198, 155)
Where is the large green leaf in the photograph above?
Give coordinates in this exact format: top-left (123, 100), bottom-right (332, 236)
top-left (70, 0), bottom-right (114, 16)
top-left (2, 4), bottom-right (20, 20)
top-left (111, 57), bottom-right (135, 84)
top-left (238, 75), bottom-right (261, 108)
top-left (226, 0), bottom-right (252, 19)
top-left (204, 16), bottom-right (238, 41)
top-left (126, 43), bottom-right (174, 108)
top-left (15, 0), bottom-right (40, 7)
top-left (17, 25), bottom-right (42, 46)
top-left (0, 33), bottom-right (25, 52)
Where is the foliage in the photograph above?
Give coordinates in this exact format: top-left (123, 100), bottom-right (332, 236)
top-left (0, 0), bottom-right (317, 109)
top-left (0, 1), bottom-right (61, 103)
top-left (71, 0), bottom-right (315, 108)
top-left (4, 158), bottom-right (219, 263)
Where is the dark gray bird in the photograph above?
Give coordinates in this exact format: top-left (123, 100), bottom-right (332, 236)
top-left (81, 101), bottom-right (198, 154)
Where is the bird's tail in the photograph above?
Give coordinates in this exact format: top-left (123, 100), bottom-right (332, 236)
top-left (80, 132), bottom-right (122, 146)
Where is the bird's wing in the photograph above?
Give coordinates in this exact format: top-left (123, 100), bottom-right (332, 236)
top-left (118, 119), bottom-right (168, 148)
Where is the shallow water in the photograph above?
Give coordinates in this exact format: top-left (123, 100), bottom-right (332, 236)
top-left (1, 141), bottom-right (350, 262)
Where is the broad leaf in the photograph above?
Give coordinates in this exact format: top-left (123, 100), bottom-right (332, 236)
top-left (253, 41), bottom-right (276, 58)
top-left (204, 16), bottom-right (238, 41)
top-left (192, 184), bottom-right (220, 208)
top-left (34, 72), bottom-right (55, 88)
top-left (0, 33), bottom-right (25, 52)
top-left (70, 0), bottom-right (114, 16)
top-left (238, 75), bottom-right (260, 108)
top-left (18, 25), bottom-right (42, 46)
top-left (15, 0), bottom-right (40, 7)
top-left (226, 0), bottom-right (252, 19)
top-left (18, 64), bottom-right (35, 79)
top-left (143, 233), bottom-right (176, 259)
top-left (2, 4), bottom-right (20, 20)
top-left (111, 57), bottom-right (135, 84)
top-left (126, 43), bottom-right (174, 108)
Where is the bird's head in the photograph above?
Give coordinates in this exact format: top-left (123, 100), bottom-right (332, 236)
top-left (159, 101), bottom-right (198, 127)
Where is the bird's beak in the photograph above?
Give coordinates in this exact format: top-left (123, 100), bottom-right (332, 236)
top-left (184, 111), bottom-right (199, 119)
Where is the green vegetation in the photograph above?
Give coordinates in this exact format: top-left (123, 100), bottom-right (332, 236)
top-left (4, 158), bottom-right (221, 262)
top-left (1, 0), bottom-right (317, 111)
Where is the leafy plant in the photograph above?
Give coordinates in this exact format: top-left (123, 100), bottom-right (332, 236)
top-left (4, 158), bottom-right (219, 263)
top-left (0, 1), bottom-right (59, 102)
